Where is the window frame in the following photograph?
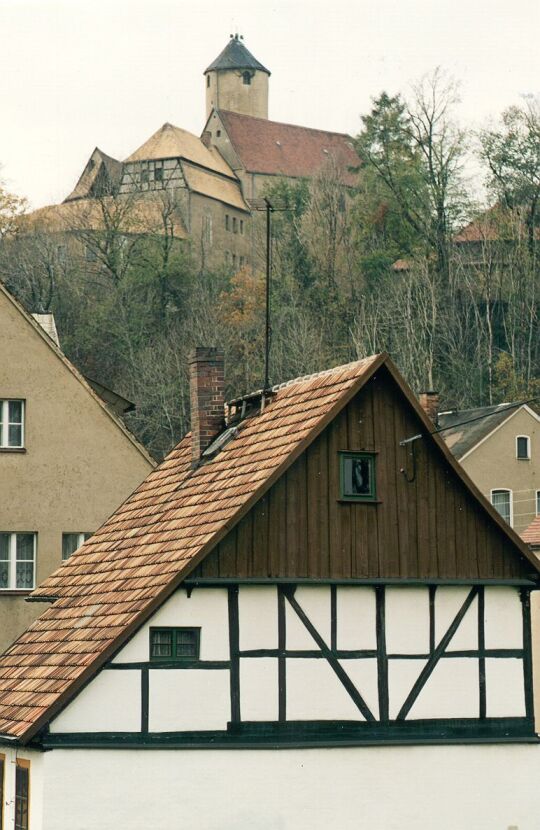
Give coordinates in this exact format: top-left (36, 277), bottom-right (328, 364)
top-left (516, 435), bottom-right (531, 460)
top-left (0, 399), bottom-right (25, 450)
top-left (0, 532), bottom-right (36, 591)
top-left (149, 627), bottom-right (201, 663)
top-left (490, 488), bottom-right (513, 526)
top-left (339, 451), bottom-right (377, 503)
top-left (0, 752), bottom-right (4, 830)
top-left (536, 490), bottom-right (540, 517)
top-left (15, 758), bottom-right (30, 830)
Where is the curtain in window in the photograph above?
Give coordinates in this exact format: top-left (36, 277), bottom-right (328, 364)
top-left (492, 490), bottom-right (511, 523)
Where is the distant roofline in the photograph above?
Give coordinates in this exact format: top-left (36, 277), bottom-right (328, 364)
top-left (458, 404), bottom-right (539, 463)
top-left (217, 108), bottom-right (355, 141)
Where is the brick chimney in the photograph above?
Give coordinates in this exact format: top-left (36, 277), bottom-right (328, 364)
top-left (419, 391), bottom-right (439, 423)
top-left (189, 347), bottom-right (225, 466)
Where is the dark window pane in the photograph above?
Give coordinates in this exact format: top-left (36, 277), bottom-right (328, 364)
top-left (62, 533), bottom-right (80, 560)
top-left (343, 457), bottom-right (372, 497)
top-left (0, 534), bottom-right (10, 560)
top-left (155, 167), bottom-right (163, 182)
top-left (176, 630), bottom-right (197, 658)
top-left (16, 534), bottom-right (34, 561)
top-left (8, 424), bottom-right (22, 447)
top-left (15, 765), bottom-right (29, 830)
top-left (8, 401), bottom-right (22, 423)
top-left (150, 630), bottom-right (172, 658)
top-left (517, 437), bottom-right (529, 459)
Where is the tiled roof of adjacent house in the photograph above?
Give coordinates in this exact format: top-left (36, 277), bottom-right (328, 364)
top-left (522, 516), bottom-right (540, 548)
top-left (217, 111), bottom-right (360, 185)
top-left (438, 403), bottom-right (523, 460)
top-left (205, 35), bottom-right (270, 75)
top-left (0, 356), bottom-right (382, 741)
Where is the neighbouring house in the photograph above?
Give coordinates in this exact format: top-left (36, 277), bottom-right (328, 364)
top-left (20, 35), bottom-right (359, 272)
top-left (433, 397), bottom-right (540, 535)
top-left (0, 350), bottom-right (538, 829)
top-left (0, 280), bottom-right (154, 652)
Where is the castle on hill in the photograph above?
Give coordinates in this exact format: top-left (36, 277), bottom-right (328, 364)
top-left (26, 35), bottom-right (359, 270)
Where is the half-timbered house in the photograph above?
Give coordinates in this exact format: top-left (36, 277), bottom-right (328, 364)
top-left (0, 350), bottom-right (538, 829)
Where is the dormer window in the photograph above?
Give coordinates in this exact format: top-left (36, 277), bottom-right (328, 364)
top-left (0, 400), bottom-right (24, 449)
top-left (516, 435), bottom-right (530, 460)
top-left (242, 71), bottom-right (252, 85)
top-left (339, 452), bottom-right (376, 501)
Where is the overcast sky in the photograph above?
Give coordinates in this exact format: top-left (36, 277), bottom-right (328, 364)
top-left (1, 0), bottom-right (539, 209)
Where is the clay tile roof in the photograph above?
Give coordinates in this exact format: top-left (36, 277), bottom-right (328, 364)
top-left (205, 35), bottom-right (270, 75)
top-left (522, 516), bottom-right (540, 548)
top-left (0, 355), bottom-right (383, 741)
top-left (218, 111), bottom-right (360, 185)
top-left (126, 123), bottom-right (235, 179)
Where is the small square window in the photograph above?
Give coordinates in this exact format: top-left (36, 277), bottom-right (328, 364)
top-left (150, 628), bottom-right (200, 662)
top-left (339, 452), bottom-right (376, 501)
top-left (516, 436), bottom-right (530, 460)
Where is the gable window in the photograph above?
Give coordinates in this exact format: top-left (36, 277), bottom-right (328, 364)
top-left (0, 400), bottom-right (24, 449)
top-left (149, 627), bottom-right (200, 662)
top-left (242, 71), bottom-right (252, 85)
top-left (516, 435), bottom-right (530, 460)
top-left (0, 533), bottom-right (35, 590)
top-left (339, 452), bottom-right (376, 501)
top-left (491, 489), bottom-right (512, 525)
top-left (240, 219), bottom-right (244, 235)
top-left (62, 532), bottom-right (91, 561)
top-left (15, 759), bottom-right (29, 830)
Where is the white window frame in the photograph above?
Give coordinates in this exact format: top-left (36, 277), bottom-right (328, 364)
top-left (490, 488), bottom-right (513, 527)
top-left (62, 532), bottom-right (91, 561)
top-left (536, 490), bottom-right (540, 517)
top-left (0, 532), bottom-right (36, 591)
top-left (516, 435), bottom-right (531, 460)
top-left (0, 399), bottom-right (25, 449)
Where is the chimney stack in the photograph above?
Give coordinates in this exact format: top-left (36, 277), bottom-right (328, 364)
top-left (189, 347), bottom-right (225, 466)
top-left (419, 391), bottom-right (439, 423)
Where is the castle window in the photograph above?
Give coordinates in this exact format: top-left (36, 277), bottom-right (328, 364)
top-left (207, 75), bottom-right (210, 88)
top-left (339, 452), bottom-right (376, 502)
top-left (232, 253), bottom-right (237, 268)
top-left (242, 71), bottom-right (252, 85)
top-left (225, 214), bottom-right (230, 231)
top-left (232, 217), bottom-right (237, 234)
top-left (240, 219), bottom-right (244, 235)
top-left (150, 628), bottom-right (200, 662)
top-left (154, 165), bottom-right (163, 183)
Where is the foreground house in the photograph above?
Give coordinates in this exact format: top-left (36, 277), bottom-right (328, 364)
top-left (0, 281), bottom-right (154, 651)
top-left (0, 350), bottom-right (538, 829)
top-left (437, 400), bottom-right (539, 535)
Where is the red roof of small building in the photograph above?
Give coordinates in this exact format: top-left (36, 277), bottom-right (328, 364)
top-left (218, 110), bottom-right (360, 186)
top-left (522, 516), bottom-right (540, 548)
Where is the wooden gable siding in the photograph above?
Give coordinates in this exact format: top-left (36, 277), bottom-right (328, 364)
top-left (192, 368), bottom-right (531, 581)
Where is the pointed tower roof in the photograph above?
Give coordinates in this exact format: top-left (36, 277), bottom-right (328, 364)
top-left (205, 34), bottom-right (270, 75)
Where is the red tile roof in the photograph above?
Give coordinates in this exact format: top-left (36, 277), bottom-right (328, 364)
top-left (522, 516), bottom-right (540, 548)
top-left (0, 356), bottom-right (382, 741)
top-left (218, 111), bottom-right (360, 186)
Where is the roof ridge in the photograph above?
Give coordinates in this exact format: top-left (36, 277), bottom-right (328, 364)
top-left (218, 109), bottom-right (354, 141)
top-left (271, 358), bottom-right (373, 392)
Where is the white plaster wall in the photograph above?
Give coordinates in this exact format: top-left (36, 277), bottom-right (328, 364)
top-left (41, 745), bottom-right (540, 830)
top-left (435, 587), bottom-right (478, 650)
top-left (336, 587), bottom-right (376, 650)
top-left (112, 588), bottom-right (229, 662)
top-left (239, 586), bottom-right (277, 650)
top-left (286, 658), bottom-right (368, 720)
top-left (50, 670), bottom-right (140, 733)
top-left (285, 587), bottom-right (331, 649)
top-left (407, 659), bottom-right (479, 720)
top-left (240, 658), bottom-right (279, 721)
top-left (385, 587), bottom-right (430, 653)
top-left (149, 669), bottom-right (230, 731)
top-left (484, 587), bottom-right (523, 649)
top-left (485, 659), bottom-right (525, 717)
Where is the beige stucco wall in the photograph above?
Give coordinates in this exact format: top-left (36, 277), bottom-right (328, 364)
top-left (460, 407), bottom-right (539, 535)
top-left (206, 68), bottom-right (269, 120)
top-left (189, 192), bottom-right (250, 271)
top-left (0, 289), bottom-right (153, 651)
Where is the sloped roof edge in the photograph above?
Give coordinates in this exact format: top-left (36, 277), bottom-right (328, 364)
top-left (0, 281), bottom-right (155, 468)
top-left (13, 351), bottom-right (540, 744)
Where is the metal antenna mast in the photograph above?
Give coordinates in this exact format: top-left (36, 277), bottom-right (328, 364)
top-left (264, 197), bottom-right (273, 392)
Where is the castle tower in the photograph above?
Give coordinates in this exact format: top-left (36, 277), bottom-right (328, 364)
top-left (204, 35), bottom-right (270, 120)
